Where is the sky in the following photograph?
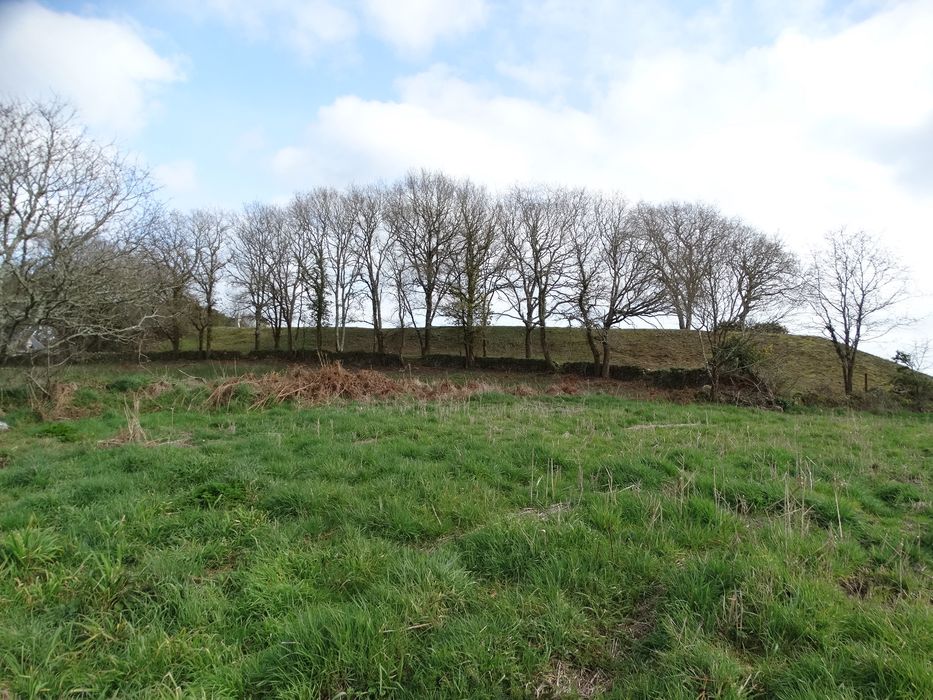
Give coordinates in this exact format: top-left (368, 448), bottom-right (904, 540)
top-left (1, 0), bottom-right (931, 361)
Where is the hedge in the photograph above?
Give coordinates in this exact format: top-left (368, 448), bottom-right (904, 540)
top-left (2, 349), bottom-right (709, 388)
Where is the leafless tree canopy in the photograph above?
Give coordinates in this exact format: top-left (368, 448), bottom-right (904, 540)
top-left (444, 179), bottom-right (504, 367)
top-left (230, 202), bottom-right (279, 352)
top-left (348, 184), bottom-right (391, 353)
top-left (565, 194), bottom-right (667, 376)
top-left (0, 99), bottom-right (156, 363)
top-left (635, 201), bottom-right (723, 330)
top-left (8, 98), bottom-right (912, 394)
top-left (500, 185), bottom-right (585, 368)
top-left (188, 209), bottom-right (230, 356)
top-left (806, 228), bottom-right (909, 395)
top-left (384, 169), bottom-right (459, 357)
top-left (145, 210), bottom-right (198, 354)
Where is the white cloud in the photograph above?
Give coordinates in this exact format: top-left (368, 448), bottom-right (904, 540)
top-left (153, 160), bottom-right (198, 197)
top-left (270, 66), bottom-right (598, 186)
top-left (363, 0), bottom-right (489, 55)
top-left (182, 0), bottom-right (357, 59)
top-left (270, 1), bottom-right (933, 354)
top-left (0, 2), bottom-right (182, 134)
top-left (174, 0), bottom-right (488, 59)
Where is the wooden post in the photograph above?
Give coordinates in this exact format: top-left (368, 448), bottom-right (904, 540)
top-left (864, 372), bottom-right (869, 393)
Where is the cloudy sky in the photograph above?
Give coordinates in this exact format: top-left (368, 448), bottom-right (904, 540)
top-left (1, 0), bottom-right (930, 358)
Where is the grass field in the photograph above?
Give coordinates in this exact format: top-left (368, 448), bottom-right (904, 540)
top-left (158, 325), bottom-right (903, 399)
top-left (0, 366), bottom-right (931, 697)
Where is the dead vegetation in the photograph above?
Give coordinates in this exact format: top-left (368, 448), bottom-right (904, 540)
top-left (204, 362), bottom-right (581, 409)
top-left (28, 381), bottom-right (83, 421)
top-left (532, 658), bottom-right (610, 698)
top-left (515, 502), bottom-right (572, 520)
top-left (97, 393), bottom-right (190, 448)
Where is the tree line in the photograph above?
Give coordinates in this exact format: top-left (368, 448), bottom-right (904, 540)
top-left (1, 99), bottom-right (910, 396)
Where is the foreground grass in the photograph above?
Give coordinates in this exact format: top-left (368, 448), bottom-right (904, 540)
top-left (0, 377), bottom-right (931, 697)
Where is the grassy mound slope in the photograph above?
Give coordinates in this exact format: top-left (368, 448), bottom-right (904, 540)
top-left (160, 325), bottom-right (902, 398)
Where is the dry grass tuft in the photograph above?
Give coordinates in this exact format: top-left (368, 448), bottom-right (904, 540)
top-left (205, 362), bottom-right (509, 409)
top-left (31, 381), bottom-right (82, 420)
top-left (533, 658), bottom-right (610, 698)
top-left (98, 393), bottom-right (190, 447)
top-left (207, 362), bottom-right (403, 408)
top-left (141, 379), bottom-right (174, 399)
top-left (98, 394), bottom-right (147, 446)
top-left (516, 502), bottom-right (571, 520)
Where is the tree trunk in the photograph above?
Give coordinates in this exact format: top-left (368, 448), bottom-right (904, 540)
top-left (398, 326), bottom-right (407, 361)
top-left (600, 338), bottom-right (612, 379)
top-left (253, 312), bottom-right (261, 352)
top-left (584, 327), bottom-right (600, 375)
top-left (205, 306), bottom-right (213, 358)
top-left (197, 328), bottom-right (205, 355)
top-left (272, 326), bottom-right (281, 351)
top-left (844, 362), bottom-right (854, 396)
top-left (171, 333), bottom-right (181, 357)
top-left (372, 299), bottom-right (385, 354)
top-left (524, 326), bottom-right (532, 359)
top-left (423, 295), bottom-right (433, 357)
top-left (537, 290), bottom-right (556, 370)
top-left (539, 323), bottom-right (555, 371)
top-left (463, 324), bottom-right (475, 369)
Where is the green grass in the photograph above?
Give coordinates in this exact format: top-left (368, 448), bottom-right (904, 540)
top-left (159, 325), bottom-right (902, 399)
top-left (0, 368), bottom-right (930, 697)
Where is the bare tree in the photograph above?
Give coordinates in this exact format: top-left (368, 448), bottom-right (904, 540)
top-left (806, 228), bottom-right (909, 395)
top-left (444, 179), bottom-right (504, 368)
top-left (188, 209), bottom-right (229, 357)
top-left (499, 193), bottom-right (540, 360)
top-left (230, 203), bottom-right (276, 352)
top-left (894, 340), bottom-right (931, 374)
top-left (145, 210), bottom-right (197, 355)
top-left (387, 244), bottom-right (414, 359)
top-left (265, 206), bottom-right (301, 351)
top-left (636, 201), bottom-right (722, 329)
top-left (0, 99), bottom-right (155, 369)
top-left (327, 191), bottom-right (362, 352)
top-left (289, 190), bottom-right (329, 350)
top-left (731, 225), bottom-right (799, 325)
top-left (384, 169), bottom-right (458, 357)
top-left (501, 185), bottom-right (582, 369)
top-left (693, 219), bottom-right (798, 400)
top-left (348, 183), bottom-right (392, 353)
top-left (565, 194), bottom-right (666, 377)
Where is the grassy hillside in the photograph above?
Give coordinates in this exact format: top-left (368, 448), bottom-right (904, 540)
top-left (157, 325), bottom-right (902, 398)
top-left (0, 371), bottom-right (930, 697)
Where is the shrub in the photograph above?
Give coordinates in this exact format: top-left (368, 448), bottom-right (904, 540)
top-left (891, 366), bottom-right (933, 412)
top-left (106, 375), bottom-right (151, 392)
top-left (34, 422), bottom-right (81, 442)
top-left (714, 320), bottom-right (788, 334)
top-left (749, 321), bottom-right (788, 334)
